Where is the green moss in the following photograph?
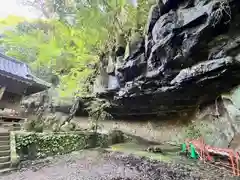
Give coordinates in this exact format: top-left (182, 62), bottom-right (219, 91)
top-left (15, 132), bottom-right (108, 160)
top-left (108, 143), bottom-right (172, 162)
top-left (182, 123), bottom-right (202, 140)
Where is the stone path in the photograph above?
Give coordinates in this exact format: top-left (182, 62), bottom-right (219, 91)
top-left (0, 150), bottom-right (235, 180)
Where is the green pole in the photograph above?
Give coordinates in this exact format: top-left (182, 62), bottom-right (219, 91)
top-left (181, 143), bottom-right (187, 153)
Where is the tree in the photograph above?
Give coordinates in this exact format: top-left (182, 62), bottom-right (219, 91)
top-left (18, 0), bottom-right (75, 19)
top-left (1, 0), bottom-right (152, 98)
top-left (0, 18), bottom-right (103, 97)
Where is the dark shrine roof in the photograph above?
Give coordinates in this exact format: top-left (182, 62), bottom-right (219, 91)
top-left (0, 53), bottom-right (51, 95)
top-left (0, 53), bottom-right (31, 81)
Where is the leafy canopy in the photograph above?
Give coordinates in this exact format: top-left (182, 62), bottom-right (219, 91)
top-left (0, 0), bottom-right (152, 97)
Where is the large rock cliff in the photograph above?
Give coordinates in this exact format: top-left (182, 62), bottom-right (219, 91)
top-left (94, 0), bottom-right (240, 118)
top-left (20, 0), bottom-right (240, 148)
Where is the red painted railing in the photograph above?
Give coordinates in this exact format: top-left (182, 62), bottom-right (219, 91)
top-left (185, 137), bottom-right (240, 176)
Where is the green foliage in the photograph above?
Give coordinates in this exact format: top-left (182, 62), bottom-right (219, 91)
top-left (86, 98), bottom-right (113, 133)
top-left (15, 132), bottom-right (108, 159)
top-left (183, 123), bottom-right (202, 139)
top-left (0, 15), bottom-right (26, 28)
top-left (87, 99), bottom-right (112, 121)
top-left (0, 0), bottom-right (152, 98)
top-left (1, 19), bottom-right (98, 97)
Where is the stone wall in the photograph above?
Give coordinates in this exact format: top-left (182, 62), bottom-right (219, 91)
top-left (15, 131), bottom-right (108, 161)
top-left (73, 117), bottom-right (188, 143)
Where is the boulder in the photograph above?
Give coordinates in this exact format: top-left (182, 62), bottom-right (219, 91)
top-left (190, 86), bottom-right (240, 148)
top-left (145, 3), bottom-right (161, 35)
top-left (21, 87), bottom-right (88, 116)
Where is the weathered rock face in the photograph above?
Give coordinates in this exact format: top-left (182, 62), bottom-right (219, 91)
top-left (94, 0), bottom-right (240, 118)
top-left (190, 85), bottom-right (240, 148)
top-left (21, 87), bottom-right (88, 116)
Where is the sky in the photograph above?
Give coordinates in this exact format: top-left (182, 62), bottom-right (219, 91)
top-left (0, 0), bottom-right (39, 18)
top-left (0, 0), bottom-right (140, 19)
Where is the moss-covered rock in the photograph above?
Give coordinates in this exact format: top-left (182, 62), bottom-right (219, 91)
top-left (108, 130), bottom-right (125, 145)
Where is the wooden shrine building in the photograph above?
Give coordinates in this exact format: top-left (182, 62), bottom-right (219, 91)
top-left (0, 53), bottom-right (51, 112)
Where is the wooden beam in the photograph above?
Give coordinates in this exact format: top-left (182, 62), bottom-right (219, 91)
top-left (0, 87), bottom-right (6, 100)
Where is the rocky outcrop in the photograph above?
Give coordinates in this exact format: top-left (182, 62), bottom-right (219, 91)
top-left (94, 0), bottom-right (240, 118)
top-left (190, 85), bottom-right (240, 148)
top-left (21, 88), bottom-right (88, 115)
top-left (20, 87), bottom-right (92, 132)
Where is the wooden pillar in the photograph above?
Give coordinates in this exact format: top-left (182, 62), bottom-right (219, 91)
top-left (0, 87), bottom-right (6, 101)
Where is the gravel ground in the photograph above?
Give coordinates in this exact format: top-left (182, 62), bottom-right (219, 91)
top-left (0, 150), bottom-right (235, 180)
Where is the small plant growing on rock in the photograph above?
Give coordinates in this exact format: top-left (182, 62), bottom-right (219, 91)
top-left (23, 119), bottom-right (43, 132)
top-left (183, 123), bottom-right (202, 139)
top-left (86, 98), bottom-right (112, 133)
top-left (23, 119), bottom-right (35, 131)
top-left (85, 99), bottom-right (112, 146)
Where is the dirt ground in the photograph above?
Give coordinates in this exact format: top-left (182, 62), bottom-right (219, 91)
top-left (0, 150), bottom-right (235, 180)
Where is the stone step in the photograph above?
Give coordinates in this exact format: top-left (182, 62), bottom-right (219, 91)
top-left (0, 145), bottom-right (10, 151)
top-left (0, 132), bottom-right (9, 137)
top-left (2, 126), bottom-right (21, 130)
top-left (1, 122), bottom-right (22, 127)
top-left (0, 162), bottom-right (11, 169)
top-left (2, 124), bottom-right (19, 127)
top-left (2, 125), bottom-right (21, 130)
top-left (0, 151), bottom-right (10, 157)
top-left (2, 122), bottom-right (22, 126)
top-left (0, 168), bottom-right (14, 174)
top-left (1, 124), bottom-right (22, 128)
top-left (0, 136), bottom-right (10, 141)
top-left (0, 141), bottom-right (10, 146)
top-left (0, 156), bottom-right (10, 163)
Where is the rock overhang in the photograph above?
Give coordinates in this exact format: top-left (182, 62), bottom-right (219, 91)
top-left (93, 0), bottom-right (240, 118)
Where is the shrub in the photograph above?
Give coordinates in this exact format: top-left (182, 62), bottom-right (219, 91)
top-left (15, 132), bottom-right (108, 160)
